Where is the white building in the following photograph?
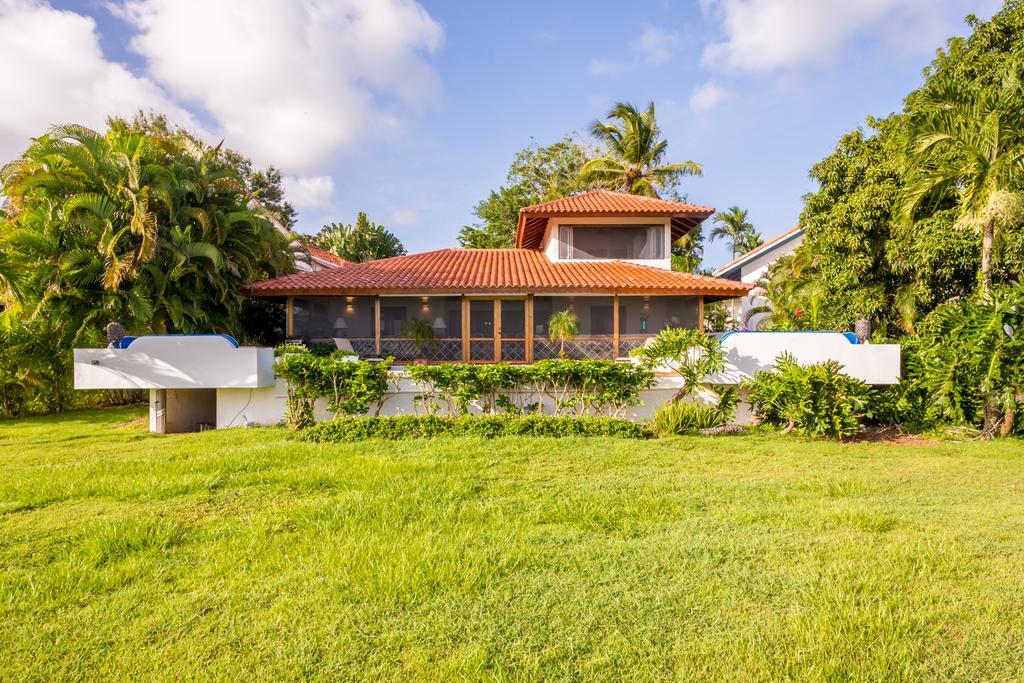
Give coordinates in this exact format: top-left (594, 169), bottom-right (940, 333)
top-left (712, 226), bottom-right (805, 329)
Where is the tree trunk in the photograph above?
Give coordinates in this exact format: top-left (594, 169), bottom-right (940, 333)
top-left (980, 217), bottom-right (994, 299)
top-left (983, 394), bottom-right (1000, 434)
top-left (1000, 406), bottom-right (1015, 438)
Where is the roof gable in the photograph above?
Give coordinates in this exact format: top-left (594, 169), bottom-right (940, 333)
top-left (515, 189), bottom-right (715, 249)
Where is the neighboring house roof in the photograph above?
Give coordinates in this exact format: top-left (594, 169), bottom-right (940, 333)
top-left (516, 190), bottom-right (715, 249)
top-left (711, 225), bottom-right (805, 280)
top-left (247, 248), bottom-right (751, 299)
top-left (304, 245), bottom-right (350, 268)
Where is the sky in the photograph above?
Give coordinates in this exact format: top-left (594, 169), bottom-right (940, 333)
top-left (0, 0), bottom-right (1003, 269)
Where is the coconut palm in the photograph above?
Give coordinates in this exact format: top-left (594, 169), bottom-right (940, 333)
top-left (900, 59), bottom-right (1024, 299)
top-left (547, 310), bottom-right (580, 357)
top-left (710, 207), bottom-right (758, 258)
top-left (400, 317), bottom-right (438, 360)
top-left (581, 102), bottom-right (702, 197)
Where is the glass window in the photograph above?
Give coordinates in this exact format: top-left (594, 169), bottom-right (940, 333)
top-left (619, 296), bottom-right (699, 336)
top-left (380, 296), bottom-right (462, 339)
top-left (292, 296), bottom-right (374, 339)
top-left (533, 296), bottom-right (615, 337)
top-left (558, 225), bottom-right (664, 259)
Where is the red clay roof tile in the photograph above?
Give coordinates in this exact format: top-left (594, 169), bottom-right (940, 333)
top-left (248, 248), bottom-right (751, 299)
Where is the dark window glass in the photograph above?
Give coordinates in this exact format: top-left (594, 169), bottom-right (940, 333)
top-left (560, 225), bottom-right (664, 259)
top-left (501, 300), bottom-right (526, 338)
top-left (469, 300), bottom-right (494, 338)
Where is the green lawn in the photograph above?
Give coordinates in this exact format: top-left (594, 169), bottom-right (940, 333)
top-left (1, 409), bottom-right (1023, 681)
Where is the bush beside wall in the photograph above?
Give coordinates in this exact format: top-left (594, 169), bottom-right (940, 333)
top-left (301, 415), bottom-right (653, 442)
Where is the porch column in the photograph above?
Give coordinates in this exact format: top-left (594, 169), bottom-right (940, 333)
top-left (374, 296), bottom-right (381, 356)
top-left (286, 296), bottom-right (294, 337)
top-left (493, 298), bottom-right (502, 361)
top-left (461, 296), bottom-right (470, 362)
top-left (698, 295), bottom-right (705, 332)
top-left (612, 293), bottom-right (620, 359)
top-left (525, 294), bottom-right (534, 364)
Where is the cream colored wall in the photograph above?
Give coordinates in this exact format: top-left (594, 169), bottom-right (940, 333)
top-left (541, 217), bottom-right (673, 271)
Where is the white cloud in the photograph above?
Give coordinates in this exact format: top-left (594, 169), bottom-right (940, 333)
top-left (0, 0), bottom-right (198, 163)
top-left (282, 175), bottom-right (334, 211)
top-left (630, 27), bottom-right (680, 65)
top-left (701, 0), bottom-right (955, 73)
top-left (534, 30), bottom-right (558, 42)
top-left (116, 0), bottom-right (444, 173)
top-left (389, 208), bottom-right (417, 226)
top-left (689, 81), bottom-right (732, 113)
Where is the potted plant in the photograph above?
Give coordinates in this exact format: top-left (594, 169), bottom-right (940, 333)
top-left (400, 317), bottom-right (438, 363)
top-left (547, 310), bottom-right (580, 358)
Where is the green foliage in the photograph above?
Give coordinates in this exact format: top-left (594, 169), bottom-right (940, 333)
top-left (744, 354), bottom-right (873, 439)
top-left (704, 301), bottom-right (737, 332)
top-left (581, 102), bottom-right (702, 198)
top-left (710, 206), bottom-right (761, 258)
top-left (301, 414), bottom-right (652, 442)
top-left (459, 136), bottom-right (598, 248)
top-left (406, 360), bottom-right (656, 418)
top-left (631, 327), bottom-right (725, 398)
top-left (312, 212), bottom-right (406, 262)
top-left (651, 388), bottom-right (739, 436)
top-left (771, 5), bottom-right (1024, 334)
top-left (547, 309), bottom-right (580, 356)
top-left (274, 348), bottom-right (393, 427)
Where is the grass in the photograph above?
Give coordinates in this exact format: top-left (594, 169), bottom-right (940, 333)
top-left (1, 408), bottom-right (1024, 681)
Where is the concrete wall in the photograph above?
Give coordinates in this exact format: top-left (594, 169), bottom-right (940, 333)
top-left (151, 388), bottom-right (217, 433)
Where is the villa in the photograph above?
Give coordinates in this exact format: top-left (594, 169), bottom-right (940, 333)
top-left (247, 190), bottom-right (750, 362)
top-left (73, 190), bottom-right (901, 432)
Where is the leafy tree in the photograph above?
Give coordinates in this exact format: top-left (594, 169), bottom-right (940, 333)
top-left (459, 137), bottom-right (597, 248)
top-left (631, 327), bottom-right (725, 401)
top-left (0, 119), bottom-right (293, 412)
top-left (547, 310), bottom-right (580, 357)
top-left (400, 317), bottom-right (438, 358)
top-left (313, 212), bottom-right (406, 262)
top-left (671, 225), bottom-right (705, 273)
top-left (900, 58), bottom-right (1024, 299)
top-left (710, 206), bottom-right (759, 258)
top-left (581, 102), bottom-right (702, 197)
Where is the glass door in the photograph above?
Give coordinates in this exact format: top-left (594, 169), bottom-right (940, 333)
top-left (469, 299), bottom-right (495, 361)
top-left (499, 299), bottom-right (527, 362)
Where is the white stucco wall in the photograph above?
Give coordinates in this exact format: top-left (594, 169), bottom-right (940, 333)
top-left (75, 336), bottom-right (275, 390)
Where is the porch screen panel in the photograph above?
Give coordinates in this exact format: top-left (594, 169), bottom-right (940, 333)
top-left (532, 296), bottom-right (615, 359)
top-left (292, 296), bottom-right (375, 341)
top-left (379, 296), bottom-right (462, 361)
top-left (619, 296), bottom-right (699, 336)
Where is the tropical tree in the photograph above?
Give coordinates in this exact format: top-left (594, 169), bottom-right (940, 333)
top-left (459, 137), bottom-right (597, 248)
top-left (581, 102), bottom-right (702, 197)
top-left (710, 206), bottom-right (759, 258)
top-left (900, 58), bottom-right (1024, 299)
top-left (313, 212), bottom-right (405, 262)
top-left (547, 310), bottom-right (580, 357)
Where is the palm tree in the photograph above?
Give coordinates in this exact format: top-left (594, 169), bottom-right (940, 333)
top-left (710, 206), bottom-right (757, 258)
top-left (900, 60), bottom-right (1024, 299)
top-left (581, 102), bottom-right (702, 197)
top-left (547, 310), bottom-right (580, 357)
top-left (400, 317), bottom-right (438, 360)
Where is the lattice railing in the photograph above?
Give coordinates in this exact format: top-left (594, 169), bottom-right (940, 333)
top-left (533, 338), bottom-right (615, 360)
top-left (380, 339), bottom-right (462, 362)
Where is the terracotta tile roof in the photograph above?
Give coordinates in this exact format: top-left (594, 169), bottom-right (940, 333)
top-left (248, 248), bottom-right (751, 299)
top-left (516, 189), bottom-right (715, 249)
top-left (304, 245), bottom-right (350, 267)
top-left (711, 225), bottom-right (804, 279)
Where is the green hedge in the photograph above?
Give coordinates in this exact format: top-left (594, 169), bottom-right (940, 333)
top-left (301, 415), bottom-right (653, 441)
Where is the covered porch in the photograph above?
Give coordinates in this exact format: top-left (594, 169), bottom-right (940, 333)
top-left (286, 293), bottom-right (705, 363)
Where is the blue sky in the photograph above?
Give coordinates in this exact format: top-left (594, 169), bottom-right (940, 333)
top-left (1, 0), bottom-right (1002, 269)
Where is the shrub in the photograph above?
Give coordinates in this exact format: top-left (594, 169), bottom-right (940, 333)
top-left (274, 348), bottom-right (393, 428)
top-left (651, 388), bottom-right (740, 436)
top-left (630, 327), bottom-right (725, 400)
top-left (301, 415), bottom-right (652, 442)
top-left (406, 360), bottom-right (655, 418)
top-left (744, 354), bottom-right (872, 439)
